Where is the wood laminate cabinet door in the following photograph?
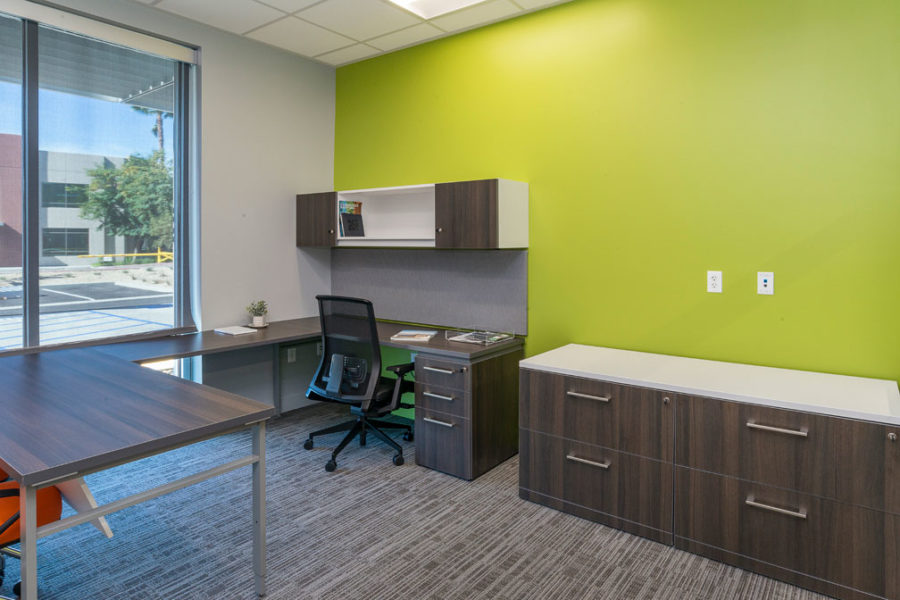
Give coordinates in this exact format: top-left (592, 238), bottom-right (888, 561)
top-left (296, 191), bottom-right (336, 247)
top-left (435, 180), bottom-right (498, 249)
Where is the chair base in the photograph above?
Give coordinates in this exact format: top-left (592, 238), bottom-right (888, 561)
top-left (304, 416), bottom-right (412, 471)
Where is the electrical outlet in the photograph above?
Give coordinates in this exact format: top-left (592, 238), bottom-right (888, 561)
top-left (758, 271), bottom-right (774, 295)
top-left (707, 270), bottom-right (723, 293)
top-left (315, 341), bottom-right (322, 356)
top-left (286, 347), bottom-right (296, 363)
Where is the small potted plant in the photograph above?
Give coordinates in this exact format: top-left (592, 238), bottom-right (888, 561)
top-left (246, 300), bottom-right (268, 327)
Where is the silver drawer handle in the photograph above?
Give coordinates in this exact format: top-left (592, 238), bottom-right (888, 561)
top-left (565, 454), bottom-right (611, 470)
top-left (423, 417), bottom-right (454, 428)
top-left (424, 366), bottom-right (456, 375)
top-left (745, 495), bottom-right (807, 520)
top-left (423, 391), bottom-right (454, 402)
top-left (566, 391), bottom-right (610, 403)
top-left (746, 421), bottom-right (808, 438)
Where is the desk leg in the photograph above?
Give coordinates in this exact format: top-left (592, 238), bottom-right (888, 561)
top-left (252, 422), bottom-right (267, 598)
top-left (19, 484), bottom-right (37, 600)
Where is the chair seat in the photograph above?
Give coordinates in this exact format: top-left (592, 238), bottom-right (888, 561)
top-left (0, 481), bottom-right (62, 547)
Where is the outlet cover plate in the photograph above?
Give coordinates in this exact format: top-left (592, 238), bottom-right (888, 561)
top-left (758, 271), bottom-right (774, 295)
top-left (707, 270), bottom-right (723, 293)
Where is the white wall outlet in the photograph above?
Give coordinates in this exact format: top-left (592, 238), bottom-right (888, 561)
top-left (286, 347), bottom-right (296, 363)
top-left (758, 271), bottom-right (774, 295)
top-left (707, 270), bottom-right (723, 293)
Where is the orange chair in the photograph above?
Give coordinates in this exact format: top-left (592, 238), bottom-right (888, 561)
top-left (0, 481), bottom-right (62, 598)
top-left (0, 469), bottom-right (7, 482)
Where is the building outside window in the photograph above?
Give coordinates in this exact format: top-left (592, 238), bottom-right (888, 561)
top-left (0, 9), bottom-right (196, 351)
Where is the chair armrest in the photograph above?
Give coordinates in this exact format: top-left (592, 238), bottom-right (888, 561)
top-left (386, 362), bottom-right (415, 377)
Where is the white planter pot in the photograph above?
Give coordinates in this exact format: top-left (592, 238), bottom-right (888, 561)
top-left (252, 315), bottom-right (266, 327)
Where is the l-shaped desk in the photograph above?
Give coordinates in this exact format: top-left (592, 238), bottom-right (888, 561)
top-left (0, 318), bottom-right (521, 599)
top-left (100, 317), bottom-right (525, 481)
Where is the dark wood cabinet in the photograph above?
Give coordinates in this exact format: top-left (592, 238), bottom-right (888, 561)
top-left (675, 394), bottom-right (835, 498)
top-left (521, 369), bottom-right (673, 461)
top-left (415, 347), bottom-right (521, 480)
top-left (295, 191), bottom-right (336, 247)
top-left (518, 367), bottom-right (674, 542)
top-left (295, 179), bottom-right (527, 249)
top-left (675, 467), bottom-right (893, 600)
top-left (520, 344), bottom-right (900, 600)
top-left (434, 180), bottom-right (498, 249)
top-left (520, 430), bottom-right (673, 543)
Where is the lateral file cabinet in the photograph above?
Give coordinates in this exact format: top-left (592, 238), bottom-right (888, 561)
top-left (519, 344), bottom-right (900, 600)
top-left (415, 347), bottom-right (522, 480)
top-left (675, 395), bottom-right (900, 600)
top-left (519, 369), bottom-right (674, 543)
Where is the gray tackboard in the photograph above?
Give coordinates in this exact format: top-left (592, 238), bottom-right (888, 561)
top-left (331, 249), bottom-right (527, 334)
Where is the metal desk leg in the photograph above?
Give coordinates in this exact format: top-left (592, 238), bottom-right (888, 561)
top-left (252, 422), bottom-right (267, 598)
top-left (19, 485), bottom-right (37, 600)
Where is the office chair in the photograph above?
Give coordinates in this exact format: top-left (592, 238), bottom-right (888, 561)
top-left (304, 295), bottom-right (415, 472)
top-left (0, 481), bottom-right (62, 599)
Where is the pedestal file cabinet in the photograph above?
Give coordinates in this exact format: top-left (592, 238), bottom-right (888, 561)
top-left (519, 344), bottom-right (900, 600)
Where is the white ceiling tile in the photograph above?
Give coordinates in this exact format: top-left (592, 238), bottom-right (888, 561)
top-left (296, 0), bottom-right (422, 41)
top-left (155, 0), bottom-right (285, 34)
top-left (367, 23), bottom-right (443, 51)
top-left (315, 43), bottom-right (381, 66)
top-left (255, 0), bottom-right (320, 12)
top-left (430, 0), bottom-right (520, 32)
top-left (247, 15), bottom-right (355, 56)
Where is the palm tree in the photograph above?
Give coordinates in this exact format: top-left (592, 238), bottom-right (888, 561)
top-left (131, 106), bottom-right (172, 155)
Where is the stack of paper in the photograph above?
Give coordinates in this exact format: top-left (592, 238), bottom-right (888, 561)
top-left (390, 329), bottom-right (437, 342)
top-left (214, 325), bottom-right (257, 336)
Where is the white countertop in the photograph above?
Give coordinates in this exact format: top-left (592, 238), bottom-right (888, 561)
top-left (520, 344), bottom-right (900, 426)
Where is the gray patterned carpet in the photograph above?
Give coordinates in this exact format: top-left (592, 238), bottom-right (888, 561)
top-left (2, 403), bottom-right (830, 600)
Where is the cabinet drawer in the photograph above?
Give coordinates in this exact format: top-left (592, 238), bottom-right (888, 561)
top-left (835, 418), bottom-right (900, 515)
top-left (520, 430), bottom-right (673, 535)
top-left (675, 394), bottom-right (834, 498)
top-left (415, 382), bottom-right (469, 419)
top-left (520, 369), bottom-right (673, 461)
top-left (415, 408), bottom-right (472, 480)
top-left (675, 467), bottom-right (890, 598)
top-left (415, 356), bottom-right (470, 392)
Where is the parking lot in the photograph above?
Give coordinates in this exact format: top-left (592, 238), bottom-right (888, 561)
top-left (0, 281), bottom-right (173, 349)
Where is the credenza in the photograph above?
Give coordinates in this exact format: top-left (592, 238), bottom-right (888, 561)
top-left (519, 344), bottom-right (900, 600)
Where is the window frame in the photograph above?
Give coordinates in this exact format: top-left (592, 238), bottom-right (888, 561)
top-left (2, 10), bottom-right (199, 355)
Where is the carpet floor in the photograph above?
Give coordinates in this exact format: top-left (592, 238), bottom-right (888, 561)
top-left (1, 403), bottom-right (830, 600)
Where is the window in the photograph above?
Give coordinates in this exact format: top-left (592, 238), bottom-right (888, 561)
top-left (41, 182), bottom-right (88, 208)
top-left (0, 8), bottom-right (196, 351)
top-left (42, 227), bottom-right (88, 256)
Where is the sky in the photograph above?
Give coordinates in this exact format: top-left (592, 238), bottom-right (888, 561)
top-left (0, 80), bottom-right (174, 159)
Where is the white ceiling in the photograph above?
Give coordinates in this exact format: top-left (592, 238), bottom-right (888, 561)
top-left (131, 0), bottom-right (571, 66)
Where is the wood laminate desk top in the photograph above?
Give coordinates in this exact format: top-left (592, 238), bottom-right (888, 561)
top-left (0, 347), bottom-right (273, 487)
top-left (98, 317), bottom-right (523, 363)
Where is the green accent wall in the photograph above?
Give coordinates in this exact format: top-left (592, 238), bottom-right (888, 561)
top-left (335, 0), bottom-right (900, 384)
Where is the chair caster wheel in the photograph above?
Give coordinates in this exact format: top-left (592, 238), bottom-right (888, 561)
top-left (13, 581), bottom-right (20, 597)
top-left (303, 439), bottom-right (313, 450)
top-left (393, 454), bottom-right (404, 466)
top-left (359, 435), bottom-right (367, 447)
top-left (403, 431), bottom-right (414, 442)
top-left (325, 460), bottom-right (337, 472)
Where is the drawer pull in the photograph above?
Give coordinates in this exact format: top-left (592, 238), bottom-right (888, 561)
top-left (565, 454), bottom-right (611, 470)
top-left (745, 495), bottom-right (807, 520)
top-left (423, 391), bottom-right (454, 402)
top-left (746, 421), bottom-right (808, 438)
top-left (566, 391), bottom-right (610, 403)
top-left (424, 366), bottom-right (458, 375)
top-left (423, 417), bottom-right (454, 428)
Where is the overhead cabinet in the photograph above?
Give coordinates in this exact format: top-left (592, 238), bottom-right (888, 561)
top-left (296, 178), bottom-right (528, 249)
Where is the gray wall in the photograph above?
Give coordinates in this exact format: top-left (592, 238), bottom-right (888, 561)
top-left (51, 0), bottom-right (335, 329)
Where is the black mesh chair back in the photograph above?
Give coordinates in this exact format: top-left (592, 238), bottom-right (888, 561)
top-left (308, 295), bottom-right (382, 404)
top-left (304, 295), bottom-right (415, 471)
